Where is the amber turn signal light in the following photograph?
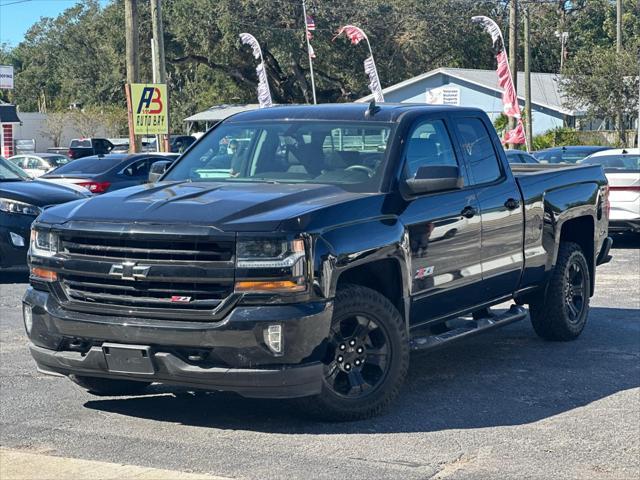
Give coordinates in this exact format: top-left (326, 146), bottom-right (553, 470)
top-left (31, 267), bottom-right (57, 282)
top-left (235, 280), bottom-right (305, 292)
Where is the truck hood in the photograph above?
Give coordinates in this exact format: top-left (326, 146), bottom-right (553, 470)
top-left (38, 181), bottom-right (370, 231)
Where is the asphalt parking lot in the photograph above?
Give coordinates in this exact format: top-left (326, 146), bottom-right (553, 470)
top-left (1, 235), bottom-right (638, 480)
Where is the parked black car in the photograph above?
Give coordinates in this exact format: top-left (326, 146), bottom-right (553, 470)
top-left (0, 157), bottom-right (89, 270)
top-left (505, 149), bottom-right (539, 164)
top-left (533, 145), bottom-right (611, 164)
top-left (41, 153), bottom-right (179, 194)
top-left (67, 138), bottom-right (114, 160)
top-left (24, 104), bottom-right (611, 420)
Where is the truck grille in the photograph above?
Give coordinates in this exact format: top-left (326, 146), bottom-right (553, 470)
top-left (54, 231), bottom-right (237, 321)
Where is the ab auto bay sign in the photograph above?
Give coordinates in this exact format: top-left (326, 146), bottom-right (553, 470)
top-left (131, 83), bottom-right (168, 135)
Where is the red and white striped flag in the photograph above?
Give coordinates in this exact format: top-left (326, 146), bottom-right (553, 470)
top-left (334, 25), bottom-right (367, 45)
top-left (306, 15), bottom-right (316, 31)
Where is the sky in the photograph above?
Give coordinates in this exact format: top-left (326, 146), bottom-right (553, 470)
top-left (0, 0), bottom-right (110, 46)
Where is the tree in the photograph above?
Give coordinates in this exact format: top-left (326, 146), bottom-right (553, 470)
top-left (40, 111), bottom-right (71, 147)
top-left (562, 46), bottom-right (639, 143)
top-left (70, 108), bottom-right (105, 138)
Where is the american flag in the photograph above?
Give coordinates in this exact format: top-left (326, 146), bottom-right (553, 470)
top-left (306, 16), bottom-right (316, 31)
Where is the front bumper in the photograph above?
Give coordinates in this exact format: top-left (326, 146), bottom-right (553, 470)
top-left (23, 287), bottom-right (333, 398)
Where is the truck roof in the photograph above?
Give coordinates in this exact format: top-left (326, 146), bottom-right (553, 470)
top-left (225, 103), bottom-right (485, 124)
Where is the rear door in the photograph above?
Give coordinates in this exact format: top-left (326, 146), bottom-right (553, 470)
top-left (401, 117), bottom-right (484, 325)
top-left (114, 157), bottom-right (154, 189)
top-left (450, 115), bottom-right (524, 300)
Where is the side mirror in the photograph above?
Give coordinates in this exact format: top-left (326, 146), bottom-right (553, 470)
top-left (148, 160), bottom-right (172, 183)
top-left (404, 165), bottom-right (463, 195)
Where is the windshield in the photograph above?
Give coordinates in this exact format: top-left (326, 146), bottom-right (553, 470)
top-left (580, 154), bottom-right (640, 172)
top-left (48, 155), bottom-right (70, 167)
top-left (163, 121), bottom-right (393, 192)
top-left (536, 148), bottom-right (606, 164)
top-left (70, 139), bottom-right (92, 148)
top-left (47, 155), bottom-right (125, 175)
top-left (0, 157), bottom-right (30, 181)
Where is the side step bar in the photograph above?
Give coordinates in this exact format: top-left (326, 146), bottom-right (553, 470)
top-left (410, 305), bottom-right (528, 351)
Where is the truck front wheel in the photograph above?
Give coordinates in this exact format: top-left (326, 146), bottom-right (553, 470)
top-left (529, 242), bottom-right (591, 341)
top-left (297, 284), bottom-right (409, 421)
top-left (69, 375), bottom-right (151, 396)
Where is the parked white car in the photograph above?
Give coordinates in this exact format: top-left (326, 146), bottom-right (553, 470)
top-left (580, 148), bottom-right (639, 233)
top-left (8, 153), bottom-right (71, 178)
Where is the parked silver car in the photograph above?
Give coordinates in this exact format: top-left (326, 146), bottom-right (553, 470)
top-left (580, 148), bottom-right (639, 233)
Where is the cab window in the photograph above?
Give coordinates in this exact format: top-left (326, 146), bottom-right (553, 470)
top-left (405, 119), bottom-right (459, 178)
top-left (453, 118), bottom-right (503, 185)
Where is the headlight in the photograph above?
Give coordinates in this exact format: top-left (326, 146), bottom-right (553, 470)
top-left (0, 197), bottom-right (42, 216)
top-left (30, 228), bottom-right (58, 257)
top-left (235, 238), bottom-right (306, 293)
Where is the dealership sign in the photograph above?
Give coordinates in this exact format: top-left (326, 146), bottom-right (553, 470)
top-left (0, 66), bottom-right (14, 89)
top-left (131, 83), bottom-right (168, 135)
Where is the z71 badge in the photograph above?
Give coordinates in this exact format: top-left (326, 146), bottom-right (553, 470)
top-left (414, 266), bottom-right (434, 280)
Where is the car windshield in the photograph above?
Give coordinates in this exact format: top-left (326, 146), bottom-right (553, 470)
top-left (537, 148), bottom-right (605, 164)
top-left (70, 139), bottom-right (92, 148)
top-left (163, 121), bottom-right (393, 192)
top-left (580, 154), bottom-right (640, 172)
top-left (48, 155), bottom-right (70, 167)
top-left (46, 155), bottom-right (125, 175)
top-left (0, 157), bottom-right (30, 181)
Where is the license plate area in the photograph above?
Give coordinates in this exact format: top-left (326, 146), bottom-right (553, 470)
top-left (102, 343), bottom-right (155, 375)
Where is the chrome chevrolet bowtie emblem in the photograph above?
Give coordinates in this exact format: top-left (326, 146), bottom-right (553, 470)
top-left (109, 261), bottom-right (151, 280)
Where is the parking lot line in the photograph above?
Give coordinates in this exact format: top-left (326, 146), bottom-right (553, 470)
top-left (0, 448), bottom-right (230, 480)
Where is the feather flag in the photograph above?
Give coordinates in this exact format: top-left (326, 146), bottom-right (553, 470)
top-left (503, 119), bottom-right (526, 145)
top-left (334, 24), bottom-right (367, 45)
top-left (239, 33), bottom-right (273, 108)
top-left (472, 16), bottom-right (521, 119)
top-left (334, 25), bottom-right (384, 102)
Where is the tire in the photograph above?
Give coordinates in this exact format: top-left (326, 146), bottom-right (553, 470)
top-left (69, 375), bottom-right (151, 396)
top-left (297, 284), bottom-right (409, 421)
top-left (529, 242), bottom-right (591, 341)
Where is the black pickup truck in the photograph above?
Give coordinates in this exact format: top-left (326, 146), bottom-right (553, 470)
top-left (24, 104), bottom-right (612, 420)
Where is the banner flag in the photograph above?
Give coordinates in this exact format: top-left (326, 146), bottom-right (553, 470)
top-left (335, 25), bottom-right (384, 102)
top-left (471, 16), bottom-right (521, 119)
top-left (239, 33), bottom-right (273, 108)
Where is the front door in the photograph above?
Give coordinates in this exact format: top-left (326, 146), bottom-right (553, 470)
top-left (400, 118), bottom-right (484, 326)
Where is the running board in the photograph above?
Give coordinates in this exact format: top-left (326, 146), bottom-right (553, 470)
top-left (410, 305), bottom-right (528, 351)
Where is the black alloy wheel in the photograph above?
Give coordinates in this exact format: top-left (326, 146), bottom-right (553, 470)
top-left (324, 313), bottom-right (391, 398)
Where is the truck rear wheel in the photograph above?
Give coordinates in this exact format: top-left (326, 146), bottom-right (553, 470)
top-left (529, 242), bottom-right (591, 341)
top-left (297, 284), bottom-right (409, 421)
top-left (69, 375), bottom-right (151, 396)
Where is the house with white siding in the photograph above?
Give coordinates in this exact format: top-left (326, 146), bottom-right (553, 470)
top-left (357, 67), bottom-right (580, 136)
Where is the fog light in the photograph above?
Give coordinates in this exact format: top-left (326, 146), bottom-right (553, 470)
top-left (23, 305), bottom-right (33, 335)
top-left (264, 324), bottom-right (283, 354)
top-left (9, 232), bottom-right (25, 247)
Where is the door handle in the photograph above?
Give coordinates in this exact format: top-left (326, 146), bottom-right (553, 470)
top-left (504, 198), bottom-right (520, 210)
top-left (461, 206), bottom-right (477, 218)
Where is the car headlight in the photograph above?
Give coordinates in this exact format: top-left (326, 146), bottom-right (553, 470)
top-left (235, 238), bottom-right (307, 293)
top-left (0, 197), bottom-right (42, 216)
top-left (30, 228), bottom-right (58, 257)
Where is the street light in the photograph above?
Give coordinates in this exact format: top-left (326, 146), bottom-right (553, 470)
top-left (554, 31), bottom-right (569, 71)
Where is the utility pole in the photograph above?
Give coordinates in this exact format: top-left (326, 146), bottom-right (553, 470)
top-left (508, 0), bottom-right (518, 147)
top-left (151, 0), bottom-right (169, 152)
top-left (616, 0), bottom-right (625, 145)
top-left (524, 6), bottom-right (532, 151)
top-left (124, 0), bottom-right (141, 153)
